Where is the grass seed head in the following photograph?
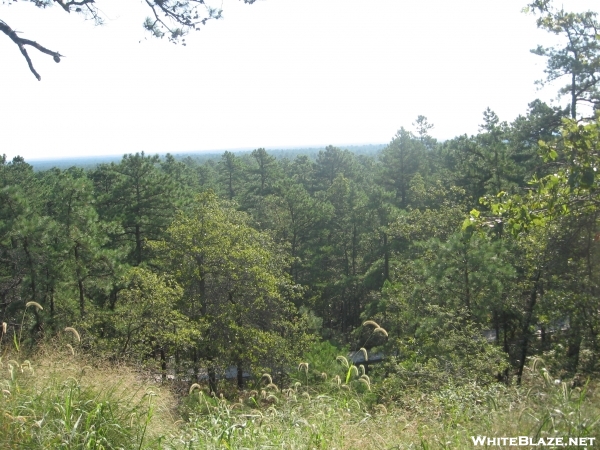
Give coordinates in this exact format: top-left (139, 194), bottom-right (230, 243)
top-left (298, 362), bottom-right (309, 373)
top-left (66, 344), bottom-right (74, 356)
top-left (362, 320), bottom-right (380, 328)
top-left (64, 327), bottom-right (81, 343)
top-left (261, 373), bottom-right (273, 385)
top-left (374, 327), bottom-right (389, 338)
top-left (25, 301), bottom-right (43, 311)
top-left (375, 404), bottom-right (388, 414)
top-left (357, 378), bottom-right (371, 390)
top-left (336, 355), bottom-right (349, 369)
top-left (189, 383), bottom-right (202, 395)
top-left (1, 322), bottom-right (6, 334)
top-left (359, 347), bottom-right (368, 361)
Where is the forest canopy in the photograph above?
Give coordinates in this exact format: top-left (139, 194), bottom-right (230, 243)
top-left (1, 0), bottom-right (600, 392)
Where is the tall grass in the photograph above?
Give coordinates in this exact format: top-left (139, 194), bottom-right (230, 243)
top-left (0, 343), bottom-right (177, 449)
top-left (0, 342), bottom-right (598, 449)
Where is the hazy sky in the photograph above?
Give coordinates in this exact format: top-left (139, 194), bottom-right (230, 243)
top-left (1, 0), bottom-right (598, 161)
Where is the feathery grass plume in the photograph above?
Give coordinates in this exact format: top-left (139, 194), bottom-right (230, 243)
top-left (541, 368), bottom-right (553, 387)
top-left (359, 365), bottom-right (365, 376)
top-left (260, 390), bottom-right (267, 399)
top-left (66, 344), bottom-right (75, 356)
top-left (1, 322), bottom-right (6, 335)
top-left (293, 381), bottom-right (302, 390)
top-left (261, 373), bottom-right (273, 385)
top-left (360, 374), bottom-right (371, 385)
top-left (64, 327), bottom-right (81, 343)
top-left (374, 327), bottom-right (389, 337)
top-left (2, 389), bottom-right (10, 396)
top-left (266, 383), bottom-right (279, 392)
top-left (357, 378), bottom-right (371, 390)
top-left (301, 391), bottom-right (310, 400)
top-left (189, 383), bottom-right (202, 395)
top-left (529, 356), bottom-right (544, 372)
top-left (320, 372), bottom-right (327, 380)
top-left (65, 376), bottom-right (79, 386)
top-left (336, 355), bottom-right (349, 369)
top-left (298, 362), bottom-right (309, 373)
top-left (350, 365), bottom-right (359, 378)
top-left (362, 320), bottom-right (380, 328)
top-left (359, 347), bottom-right (368, 361)
top-left (266, 394), bottom-right (278, 403)
top-left (25, 301), bottom-right (43, 311)
top-left (249, 390), bottom-right (258, 398)
top-left (375, 404), bottom-right (388, 415)
top-left (333, 375), bottom-right (341, 386)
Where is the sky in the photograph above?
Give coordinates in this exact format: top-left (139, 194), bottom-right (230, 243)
top-left (1, 0), bottom-right (598, 161)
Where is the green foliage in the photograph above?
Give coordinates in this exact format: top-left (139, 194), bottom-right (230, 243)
top-left (289, 340), bottom-right (348, 386)
top-left (151, 191), bottom-right (311, 377)
top-left (99, 267), bottom-right (197, 364)
top-left (528, 2), bottom-right (600, 118)
top-left (379, 306), bottom-right (509, 397)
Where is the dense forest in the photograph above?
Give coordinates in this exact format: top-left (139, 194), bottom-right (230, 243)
top-left (1, 2), bottom-right (600, 447)
top-left (3, 102), bottom-right (599, 383)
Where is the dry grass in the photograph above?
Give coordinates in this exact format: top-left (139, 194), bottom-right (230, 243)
top-left (33, 342), bottom-right (180, 440)
top-left (1, 342), bottom-right (598, 449)
top-left (0, 341), bottom-right (181, 448)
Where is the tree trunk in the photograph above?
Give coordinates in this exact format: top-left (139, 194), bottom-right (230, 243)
top-left (160, 347), bottom-right (167, 382)
top-left (237, 363), bottom-right (244, 389)
top-left (208, 366), bottom-right (217, 394)
top-left (517, 272), bottom-right (541, 384)
top-left (571, 72), bottom-right (577, 119)
top-left (74, 245), bottom-right (85, 317)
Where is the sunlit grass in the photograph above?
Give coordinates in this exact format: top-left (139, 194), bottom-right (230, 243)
top-left (0, 343), bottom-right (177, 449)
top-left (0, 345), bottom-right (598, 449)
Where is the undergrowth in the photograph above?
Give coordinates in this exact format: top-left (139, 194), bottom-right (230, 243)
top-left (0, 340), bottom-right (598, 449)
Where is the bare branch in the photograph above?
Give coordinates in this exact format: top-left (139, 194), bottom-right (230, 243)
top-left (0, 19), bottom-right (62, 80)
top-left (52, 0), bottom-right (95, 13)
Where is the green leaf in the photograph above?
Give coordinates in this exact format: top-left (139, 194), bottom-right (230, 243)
top-left (462, 217), bottom-right (474, 231)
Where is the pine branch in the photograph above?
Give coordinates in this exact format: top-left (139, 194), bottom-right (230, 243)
top-left (0, 19), bottom-right (63, 81)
